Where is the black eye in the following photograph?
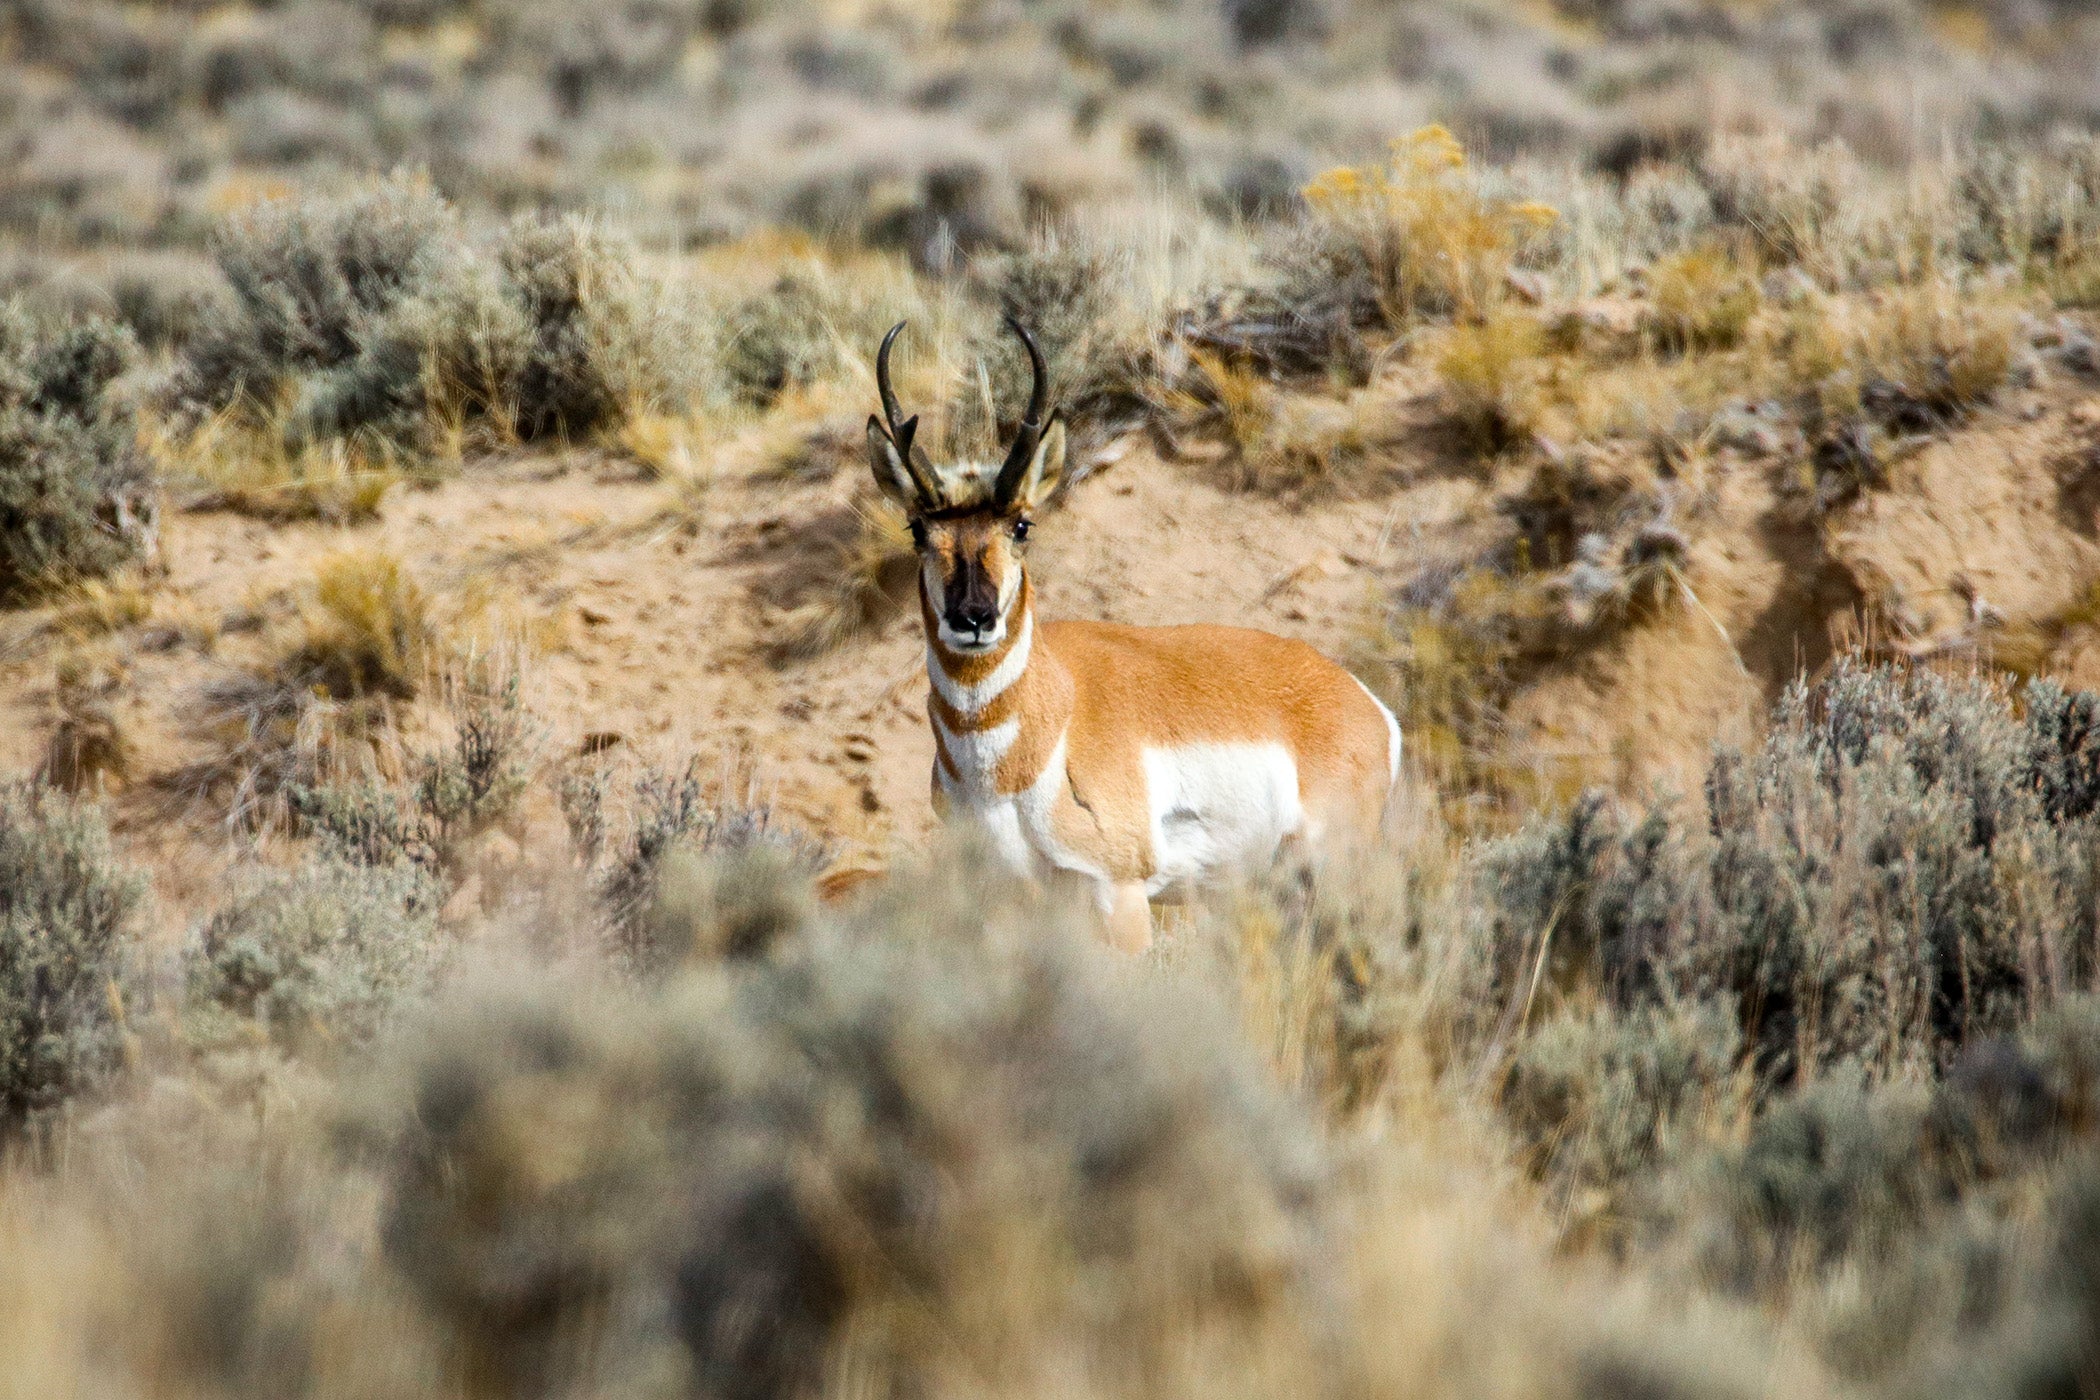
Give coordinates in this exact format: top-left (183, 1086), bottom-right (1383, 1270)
top-left (909, 519), bottom-right (929, 549)
top-left (1011, 518), bottom-right (1032, 542)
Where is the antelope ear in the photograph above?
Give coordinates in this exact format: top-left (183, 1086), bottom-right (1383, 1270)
top-left (1014, 414), bottom-right (1066, 511)
top-left (866, 416), bottom-right (917, 507)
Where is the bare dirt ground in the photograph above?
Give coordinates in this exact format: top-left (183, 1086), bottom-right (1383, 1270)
top-left (7, 374), bottom-right (2100, 920)
top-left (0, 409), bottom-right (1485, 917)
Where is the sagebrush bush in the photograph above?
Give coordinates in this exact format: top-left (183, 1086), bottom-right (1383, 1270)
top-left (0, 303), bottom-right (153, 602)
top-left (717, 264), bottom-right (913, 409)
top-left (968, 242), bottom-right (1143, 432)
top-left (185, 856), bottom-right (444, 1051)
top-left (290, 669), bottom-right (537, 873)
top-left (601, 760), bottom-right (827, 964)
top-left (1473, 661), bottom-right (2100, 1101)
top-left (171, 178), bottom-right (467, 443)
top-left (169, 180), bottom-right (685, 460)
top-left (493, 215), bottom-right (682, 439)
top-left (373, 865), bottom-right (1332, 1398)
top-left (0, 781), bottom-right (143, 1129)
top-left (411, 671), bottom-right (537, 859)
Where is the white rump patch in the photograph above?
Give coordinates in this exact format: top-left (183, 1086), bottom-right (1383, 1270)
top-left (1352, 674), bottom-right (1403, 790)
top-left (1140, 743), bottom-right (1304, 894)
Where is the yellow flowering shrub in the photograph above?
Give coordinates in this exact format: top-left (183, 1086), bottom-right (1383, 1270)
top-left (1303, 126), bottom-right (1559, 324)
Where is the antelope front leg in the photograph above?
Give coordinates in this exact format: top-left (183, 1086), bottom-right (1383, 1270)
top-left (1102, 881), bottom-right (1154, 955)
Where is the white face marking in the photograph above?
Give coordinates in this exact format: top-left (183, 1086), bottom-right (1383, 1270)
top-left (1139, 742), bottom-right (1305, 895)
top-left (927, 608), bottom-right (1033, 714)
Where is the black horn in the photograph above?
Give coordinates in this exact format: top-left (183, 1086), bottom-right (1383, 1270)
top-left (992, 316), bottom-right (1049, 509)
top-left (875, 320), bottom-right (941, 506)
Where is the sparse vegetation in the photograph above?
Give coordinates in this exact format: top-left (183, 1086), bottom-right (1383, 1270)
top-left (19, 665), bottom-right (2100, 1395)
top-left (284, 547), bottom-right (439, 701)
top-left (600, 759), bottom-right (827, 964)
top-left (14, 3), bottom-right (2100, 1395)
top-left (1437, 309), bottom-right (1549, 456)
top-left (769, 500), bottom-right (918, 662)
top-left (184, 855), bottom-right (443, 1051)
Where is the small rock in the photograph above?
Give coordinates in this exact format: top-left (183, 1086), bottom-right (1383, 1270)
top-left (1760, 267), bottom-right (1818, 306)
top-left (1504, 268), bottom-right (1549, 305)
top-left (578, 604), bottom-right (612, 626)
top-left (2058, 330), bottom-right (2100, 382)
top-left (579, 731), bottom-right (623, 755)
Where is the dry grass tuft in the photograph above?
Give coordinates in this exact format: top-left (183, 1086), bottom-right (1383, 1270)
top-left (36, 652), bottom-right (132, 795)
top-left (1301, 125), bottom-right (1560, 326)
top-left (51, 576), bottom-right (154, 641)
top-left (1645, 242), bottom-right (1762, 354)
top-left (768, 501), bottom-right (917, 663)
top-left (1437, 309), bottom-right (1549, 456)
top-left (152, 410), bottom-right (401, 524)
top-left (285, 548), bottom-right (440, 702)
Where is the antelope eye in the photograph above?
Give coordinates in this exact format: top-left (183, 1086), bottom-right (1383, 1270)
top-left (908, 519), bottom-right (929, 549)
top-left (1011, 518), bottom-right (1032, 542)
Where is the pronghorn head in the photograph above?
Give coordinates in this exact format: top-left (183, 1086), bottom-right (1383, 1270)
top-left (867, 317), bottom-right (1067, 654)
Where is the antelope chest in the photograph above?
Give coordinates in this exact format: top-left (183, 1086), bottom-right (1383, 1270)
top-left (935, 715), bottom-right (1307, 892)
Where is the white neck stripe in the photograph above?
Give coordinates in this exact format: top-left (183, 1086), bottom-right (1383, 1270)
top-left (929, 607), bottom-right (1033, 713)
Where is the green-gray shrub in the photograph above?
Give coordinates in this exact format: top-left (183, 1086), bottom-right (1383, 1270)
top-left (0, 303), bottom-right (153, 602)
top-left (0, 781), bottom-right (144, 1129)
top-left (171, 177), bottom-right (466, 440)
top-left (967, 243), bottom-right (1145, 434)
top-left (495, 215), bottom-right (677, 439)
top-left (601, 760), bottom-right (826, 966)
top-left (370, 869), bottom-right (1329, 1397)
top-left (168, 181), bottom-right (686, 456)
top-left (1475, 661), bottom-right (2100, 1096)
top-left (717, 268), bottom-right (905, 410)
top-left (185, 856), bottom-right (444, 1050)
top-left (292, 675), bottom-right (537, 873)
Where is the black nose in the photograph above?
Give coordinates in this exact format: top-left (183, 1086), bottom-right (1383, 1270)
top-left (947, 602), bottom-right (998, 636)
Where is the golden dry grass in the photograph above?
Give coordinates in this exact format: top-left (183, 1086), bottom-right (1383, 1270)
top-left (152, 410), bottom-right (403, 525)
top-left (285, 548), bottom-right (441, 700)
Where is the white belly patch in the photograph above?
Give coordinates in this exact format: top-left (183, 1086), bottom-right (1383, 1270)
top-left (1140, 742), bottom-right (1304, 894)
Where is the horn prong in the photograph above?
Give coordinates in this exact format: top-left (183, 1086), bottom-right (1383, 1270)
top-left (873, 322), bottom-right (942, 510)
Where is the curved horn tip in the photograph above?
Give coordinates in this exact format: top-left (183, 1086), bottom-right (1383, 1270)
top-left (1001, 316), bottom-right (1048, 427)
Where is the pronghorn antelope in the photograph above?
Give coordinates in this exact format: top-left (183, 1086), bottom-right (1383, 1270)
top-left (868, 319), bottom-right (1400, 951)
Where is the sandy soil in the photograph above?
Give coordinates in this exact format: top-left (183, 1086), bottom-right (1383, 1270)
top-left (6, 372), bottom-right (2100, 916)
